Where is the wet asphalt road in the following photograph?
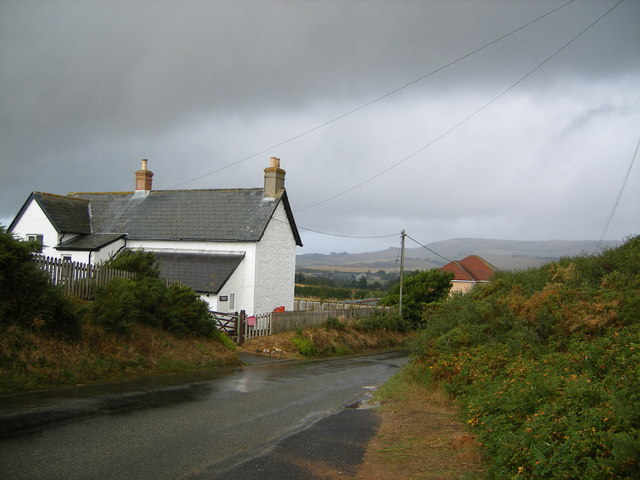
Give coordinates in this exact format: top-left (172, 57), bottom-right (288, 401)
top-left (0, 351), bottom-right (407, 479)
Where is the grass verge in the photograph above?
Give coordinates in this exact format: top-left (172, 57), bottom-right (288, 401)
top-left (240, 325), bottom-right (414, 359)
top-left (357, 364), bottom-right (484, 480)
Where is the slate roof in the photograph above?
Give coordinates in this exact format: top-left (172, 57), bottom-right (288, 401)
top-left (9, 192), bottom-right (91, 234)
top-left (154, 252), bottom-right (245, 293)
top-left (55, 233), bottom-right (126, 251)
top-left (442, 255), bottom-right (497, 282)
top-left (69, 188), bottom-right (302, 245)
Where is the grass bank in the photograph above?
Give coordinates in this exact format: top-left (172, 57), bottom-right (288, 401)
top-left (2, 313), bottom-right (413, 394)
top-left (0, 322), bottom-right (240, 394)
top-left (240, 318), bottom-right (414, 359)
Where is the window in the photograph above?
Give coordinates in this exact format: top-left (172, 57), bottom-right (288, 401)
top-left (27, 234), bottom-right (44, 253)
top-left (229, 292), bottom-right (235, 311)
top-left (62, 255), bottom-right (72, 262)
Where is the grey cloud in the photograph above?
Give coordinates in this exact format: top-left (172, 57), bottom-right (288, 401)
top-left (1, 0), bottom-right (638, 252)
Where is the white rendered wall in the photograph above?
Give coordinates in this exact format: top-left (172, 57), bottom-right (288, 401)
top-left (212, 262), bottom-right (245, 313)
top-left (199, 293), bottom-right (217, 311)
top-left (254, 201), bottom-right (297, 314)
top-left (56, 238), bottom-right (127, 265)
top-left (10, 201), bottom-right (60, 258)
top-left (91, 239), bottom-right (127, 264)
top-left (126, 239), bottom-right (257, 315)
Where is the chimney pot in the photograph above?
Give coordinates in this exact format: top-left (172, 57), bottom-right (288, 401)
top-left (264, 158), bottom-right (285, 198)
top-left (135, 159), bottom-right (154, 193)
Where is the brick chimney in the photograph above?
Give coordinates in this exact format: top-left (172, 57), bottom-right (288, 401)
top-left (135, 159), bottom-right (153, 194)
top-left (264, 157), bottom-right (285, 198)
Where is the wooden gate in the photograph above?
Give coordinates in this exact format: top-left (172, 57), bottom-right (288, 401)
top-left (210, 310), bottom-right (247, 345)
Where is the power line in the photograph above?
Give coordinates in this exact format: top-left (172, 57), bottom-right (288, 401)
top-left (167, 0), bottom-right (576, 190)
top-left (295, 0), bottom-right (623, 213)
top-left (405, 234), bottom-right (455, 264)
top-left (298, 226), bottom-right (400, 239)
top-left (270, 215), bottom-right (398, 239)
top-left (598, 137), bottom-right (639, 245)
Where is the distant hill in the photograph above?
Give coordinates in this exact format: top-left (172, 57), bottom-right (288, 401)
top-left (297, 238), bottom-right (621, 273)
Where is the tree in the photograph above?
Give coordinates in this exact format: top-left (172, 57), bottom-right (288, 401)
top-left (380, 268), bottom-right (454, 327)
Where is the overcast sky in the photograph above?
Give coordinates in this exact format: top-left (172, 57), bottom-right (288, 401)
top-left (1, 0), bottom-right (638, 254)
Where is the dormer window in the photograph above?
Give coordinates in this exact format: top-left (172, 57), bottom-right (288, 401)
top-left (27, 234), bottom-right (44, 253)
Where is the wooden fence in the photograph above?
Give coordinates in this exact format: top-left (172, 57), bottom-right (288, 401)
top-left (238, 307), bottom-right (384, 342)
top-left (33, 255), bottom-right (180, 300)
top-left (293, 299), bottom-right (379, 311)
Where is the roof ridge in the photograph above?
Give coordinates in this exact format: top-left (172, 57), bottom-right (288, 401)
top-left (69, 191), bottom-right (134, 196)
top-left (70, 187), bottom-right (265, 195)
top-left (37, 192), bottom-right (90, 203)
top-left (461, 255), bottom-right (499, 272)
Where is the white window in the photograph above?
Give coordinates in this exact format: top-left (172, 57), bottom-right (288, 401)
top-left (229, 292), bottom-right (235, 311)
top-left (27, 234), bottom-right (44, 253)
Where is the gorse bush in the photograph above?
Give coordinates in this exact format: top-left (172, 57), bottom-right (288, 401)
top-left (102, 249), bottom-right (160, 279)
top-left (413, 236), bottom-right (640, 479)
top-left (92, 250), bottom-right (214, 338)
top-left (161, 284), bottom-right (213, 338)
top-left (0, 228), bottom-right (80, 337)
top-left (91, 277), bottom-right (139, 335)
top-left (91, 278), bottom-right (215, 338)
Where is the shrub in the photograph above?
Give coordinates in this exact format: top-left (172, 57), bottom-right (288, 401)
top-left (91, 278), bottom-right (139, 334)
top-left (102, 248), bottom-right (160, 279)
top-left (0, 228), bottom-right (80, 337)
top-left (132, 277), bottom-right (167, 328)
top-left (291, 335), bottom-right (315, 356)
top-left (91, 277), bottom-right (215, 339)
top-left (411, 236), bottom-right (640, 478)
top-left (354, 310), bottom-right (409, 332)
top-left (162, 284), bottom-right (213, 338)
top-left (325, 317), bottom-right (346, 331)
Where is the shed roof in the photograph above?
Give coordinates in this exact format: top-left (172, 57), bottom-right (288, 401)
top-left (55, 233), bottom-right (126, 251)
top-left (154, 252), bottom-right (245, 294)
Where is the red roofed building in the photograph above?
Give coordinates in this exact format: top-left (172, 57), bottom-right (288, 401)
top-left (441, 255), bottom-right (498, 294)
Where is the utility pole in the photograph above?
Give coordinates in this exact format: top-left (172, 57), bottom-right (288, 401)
top-left (399, 230), bottom-right (406, 318)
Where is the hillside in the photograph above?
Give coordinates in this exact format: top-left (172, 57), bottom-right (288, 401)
top-left (297, 238), bottom-right (621, 273)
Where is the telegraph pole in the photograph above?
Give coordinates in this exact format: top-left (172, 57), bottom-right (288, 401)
top-left (399, 230), bottom-right (406, 318)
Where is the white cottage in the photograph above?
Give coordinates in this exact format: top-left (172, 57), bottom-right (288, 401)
top-left (8, 158), bottom-right (303, 316)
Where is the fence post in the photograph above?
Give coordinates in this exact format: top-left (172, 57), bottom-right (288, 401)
top-left (237, 310), bottom-right (246, 346)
